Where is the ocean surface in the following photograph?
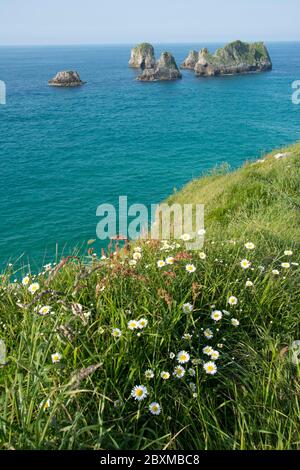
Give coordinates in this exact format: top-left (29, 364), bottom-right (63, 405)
top-left (0, 43), bottom-right (300, 268)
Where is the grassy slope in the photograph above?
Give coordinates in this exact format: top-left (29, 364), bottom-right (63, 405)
top-left (0, 143), bottom-right (299, 450)
top-left (168, 142), bottom-right (300, 248)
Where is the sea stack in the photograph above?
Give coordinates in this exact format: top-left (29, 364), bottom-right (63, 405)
top-left (128, 43), bottom-right (156, 69)
top-left (181, 50), bottom-right (199, 69)
top-left (48, 71), bottom-right (86, 87)
top-left (194, 41), bottom-right (272, 76)
top-left (137, 52), bottom-right (182, 81)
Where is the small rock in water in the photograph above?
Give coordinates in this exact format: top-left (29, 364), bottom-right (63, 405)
top-left (48, 71), bottom-right (86, 87)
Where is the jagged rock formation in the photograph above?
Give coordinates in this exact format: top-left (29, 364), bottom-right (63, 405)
top-left (194, 41), bottom-right (272, 76)
top-left (137, 52), bottom-right (182, 81)
top-left (48, 71), bottom-right (86, 87)
top-left (181, 50), bottom-right (199, 69)
top-left (128, 43), bottom-right (156, 69)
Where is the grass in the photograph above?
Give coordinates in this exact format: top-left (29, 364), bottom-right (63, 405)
top-left (0, 143), bottom-right (300, 450)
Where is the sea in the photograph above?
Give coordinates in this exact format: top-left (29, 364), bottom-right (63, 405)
top-left (0, 42), bottom-right (299, 269)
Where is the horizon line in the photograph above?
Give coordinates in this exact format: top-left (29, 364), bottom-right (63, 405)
top-left (1, 39), bottom-right (300, 47)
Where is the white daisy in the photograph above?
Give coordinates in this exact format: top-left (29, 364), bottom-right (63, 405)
top-left (182, 303), bottom-right (193, 314)
top-left (177, 350), bottom-right (190, 364)
top-left (185, 264), bottom-right (196, 273)
top-left (210, 350), bottom-right (220, 360)
top-left (39, 305), bottom-right (51, 316)
top-left (28, 282), bottom-right (40, 294)
top-left (166, 256), bottom-right (174, 265)
top-left (204, 328), bottom-right (213, 339)
top-left (211, 310), bottom-right (223, 322)
top-left (51, 352), bottom-right (62, 363)
top-left (199, 252), bottom-right (207, 260)
top-left (131, 385), bottom-right (148, 401)
top-left (203, 346), bottom-right (213, 356)
top-left (129, 259), bottom-right (137, 266)
top-left (138, 318), bottom-right (148, 329)
top-left (134, 247), bottom-right (142, 253)
top-left (240, 259), bottom-right (251, 269)
top-left (272, 269), bottom-right (280, 275)
top-left (228, 296), bottom-right (238, 306)
top-left (149, 402), bottom-right (161, 415)
top-left (157, 260), bottom-right (166, 268)
top-left (245, 280), bottom-right (253, 287)
top-left (173, 365), bottom-right (185, 378)
top-left (284, 250), bottom-right (293, 256)
top-left (22, 276), bottom-right (30, 286)
top-left (133, 252), bottom-right (142, 261)
top-left (281, 262), bottom-right (290, 269)
top-left (160, 371), bottom-right (170, 380)
top-left (188, 368), bottom-right (196, 377)
top-left (245, 242), bottom-right (255, 250)
top-left (231, 318), bottom-right (240, 327)
top-left (203, 361), bottom-right (217, 375)
top-left (112, 328), bottom-right (122, 338)
top-left (128, 320), bottom-right (138, 330)
top-left (144, 369), bottom-right (154, 379)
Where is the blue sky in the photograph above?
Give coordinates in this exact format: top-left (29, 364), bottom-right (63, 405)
top-left (1, 0), bottom-right (299, 45)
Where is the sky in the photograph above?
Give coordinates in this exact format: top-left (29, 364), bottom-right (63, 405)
top-left (0, 0), bottom-right (299, 45)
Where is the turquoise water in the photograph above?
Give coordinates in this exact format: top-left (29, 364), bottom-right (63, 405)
top-left (0, 43), bottom-right (300, 267)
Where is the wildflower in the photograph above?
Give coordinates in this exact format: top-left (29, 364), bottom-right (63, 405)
top-left (173, 365), bottom-right (185, 378)
top-left (203, 346), bottom-right (213, 356)
top-left (189, 382), bottom-right (196, 391)
top-left (203, 361), bottom-right (218, 375)
top-left (231, 318), bottom-right (240, 327)
top-left (204, 328), bottom-right (213, 339)
top-left (128, 320), bottom-right (138, 330)
top-left (131, 385), bottom-right (148, 401)
top-left (281, 262), bottom-right (290, 269)
top-left (245, 242), bottom-right (255, 250)
top-left (134, 247), bottom-right (142, 253)
top-left (210, 350), bottom-right (220, 360)
top-left (51, 352), bottom-right (62, 363)
top-left (193, 393), bottom-right (198, 398)
top-left (181, 233), bottom-right (191, 241)
top-left (211, 310), bottom-right (223, 322)
top-left (114, 399), bottom-right (123, 408)
top-left (157, 260), bottom-right (166, 268)
top-left (133, 252), bottom-right (142, 261)
top-left (166, 256), bottom-right (174, 265)
top-left (177, 350), bottom-right (190, 364)
top-left (22, 276), bottom-right (30, 286)
top-left (28, 282), bottom-right (40, 294)
top-left (138, 318), bottom-right (148, 329)
top-left (185, 264), bottom-right (196, 273)
top-left (245, 280), bottom-right (253, 287)
top-left (182, 333), bottom-right (193, 341)
top-left (272, 269), bottom-right (280, 275)
top-left (144, 369), bottom-right (154, 379)
top-left (240, 259), bottom-right (251, 269)
top-left (149, 402), bottom-right (161, 415)
top-left (169, 352), bottom-right (175, 359)
top-left (40, 399), bottom-right (51, 411)
top-left (44, 263), bottom-right (52, 271)
top-left (284, 250), bottom-right (293, 256)
top-left (228, 296), bottom-right (238, 306)
top-left (112, 328), bottom-right (122, 338)
top-left (129, 259), bottom-right (137, 266)
top-left (292, 262), bottom-right (299, 266)
top-left (182, 303), bottom-right (193, 313)
top-left (199, 252), bottom-right (206, 260)
top-left (160, 371), bottom-right (170, 380)
top-left (197, 229), bottom-right (206, 236)
top-left (38, 305), bottom-right (51, 316)
top-left (188, 368), bottom-right (196, 377)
